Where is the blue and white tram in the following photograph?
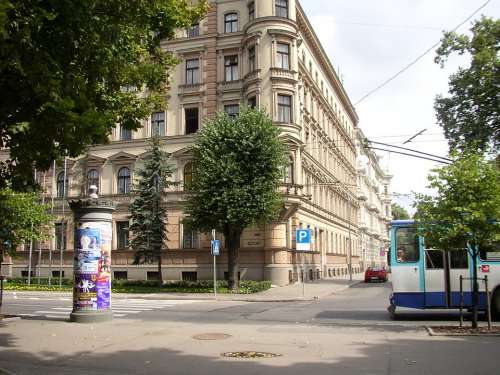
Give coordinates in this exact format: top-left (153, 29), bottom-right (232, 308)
top-left (389, 220), bottom-right (500, 319)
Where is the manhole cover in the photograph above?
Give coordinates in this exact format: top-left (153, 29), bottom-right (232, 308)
top-left (193, 333), bottom-right (232, 340)
top-left (222, 351), bottom-right (282, 359)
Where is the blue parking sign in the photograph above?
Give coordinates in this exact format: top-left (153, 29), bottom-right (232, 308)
top-left (296, 229), bottom-right (311, 251)
top-left (211, 240), bottom-right (220, 256)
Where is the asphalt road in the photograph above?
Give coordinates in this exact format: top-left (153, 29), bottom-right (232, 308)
top-left (1, 282), bottom-right (482, 327)
top-left (2, 282), bottom-right (499, 375)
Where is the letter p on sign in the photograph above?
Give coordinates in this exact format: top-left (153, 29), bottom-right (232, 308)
top-left (296, 229), bottom-right (311, 251)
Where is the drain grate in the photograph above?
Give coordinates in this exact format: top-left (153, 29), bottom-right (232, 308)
top-left (222, 351), bottom-right (282, 359)
top-left (193, 333), bottom-right (232, 340)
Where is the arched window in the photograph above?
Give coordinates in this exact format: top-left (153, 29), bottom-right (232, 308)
top-left (117, 167), bottom-right (131, 194)
top-left (183, 162), bottom-right (193, 188)
top-left (283, 156), bottom-right (294, 184)
top-left (86, 169), bottom-right (99, 194)
top-left (224, 13), bottom-right (238, 33)
top-left (56, 171), bottom-right (68, 198)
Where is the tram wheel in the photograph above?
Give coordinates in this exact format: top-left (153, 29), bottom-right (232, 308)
top-left (387, 304), bottom-right (396, 320)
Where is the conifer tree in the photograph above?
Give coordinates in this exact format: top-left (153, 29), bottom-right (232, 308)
top-left (129, 137), bottom-right (174, 285)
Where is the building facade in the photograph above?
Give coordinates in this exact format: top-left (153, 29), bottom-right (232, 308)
top-left (2, 0), bottom-right (361, 285)
top-left (355, 128), bottom-right (392, 268)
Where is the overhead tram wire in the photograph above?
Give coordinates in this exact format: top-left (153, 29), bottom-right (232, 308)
top-left (365, 139), bottom-right (453, 162)
top-left (354, 0), bottom-right (492, 106)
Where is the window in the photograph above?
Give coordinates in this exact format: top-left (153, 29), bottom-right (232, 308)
top-left (283, 157), bottom-right (294, 183)
top-left (86, 169), bottom-right (99, 194)
top-left (183, 227), bottom-right (199, 249)
top-left (117, 167), bottom-right (131, 194)
top-left (147, 271), bottom-right (160, 281)
top-left (116, 221), bottom-right (129, 249)
top-left (224, 55), bottom-right (239, 81)
top-left (185, 107), bottom-right (199, 134)
top-left (120, 125), bottom-right (132, 141)
top-left (277, 94), bottom-right (292, 123)
top-left (224, 104), bottom-right (239, 118)
top-left (425, 249), bottom-right (444, 269)
top-left (182, 271), bottom-right (198, 281)
top-left (113, 271), bottom-right (128, 280)
top-left (21, 270), bottom-right (34, 277)
top-left (248, 2), bottom-right (255, 20)
top-left (56, 171), bottom-right (68, 198)
top-left (276, 43), bottom-right (290, 69)
top-left (248, 46), bottom-right (256, 72)
top-left (224, 13), bottom-right (238, 33)
top-left (395, 227), bottom-right (419, 263)
top-left (55, 223), bottom-right (66, 250)
top-left (480, 241), bottom-right (500, 261)
top-left (450, 250), bottom-right (468, 269)
top-left (187, 22), bottom-right (199, 37)
top-left (248, 96), bottom-right (257, 108)
top-left (275, 0), bottom-right (288, 18)
top-left (151, 111), bottom-right (166, 136)
top-left (183, 162), bottom-right (193, 188)
top-left (52, 270), bottom-right (64, 278)
top-left (185, 59), bottom-right (199, 85)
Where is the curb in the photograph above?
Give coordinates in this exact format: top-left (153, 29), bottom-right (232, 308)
top-left (426, 326), bottom-right (500, 337)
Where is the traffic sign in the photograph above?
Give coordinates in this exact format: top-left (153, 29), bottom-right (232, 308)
top-left (296, 229), bottom-right (311, 251)
top-left (211, 240), bottom-right (220, 256)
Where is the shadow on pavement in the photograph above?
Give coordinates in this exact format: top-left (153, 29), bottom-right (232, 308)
top-left (0, 332), bottom-right (499, 374)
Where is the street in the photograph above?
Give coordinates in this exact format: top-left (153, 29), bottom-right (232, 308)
top-left (1, 282), bottom-right (499, 375)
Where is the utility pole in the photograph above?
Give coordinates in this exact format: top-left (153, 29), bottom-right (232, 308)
top-left (59, 155), bottom-right (67, 288)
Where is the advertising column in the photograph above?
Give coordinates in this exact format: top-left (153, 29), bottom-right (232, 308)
top-left (69, 198), bottom-right (115, 323)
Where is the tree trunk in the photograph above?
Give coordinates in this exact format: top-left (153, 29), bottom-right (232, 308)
top-left (225, 227), bottom-right (241, 292)
top-left (471, 246), bottom-right (479, 329)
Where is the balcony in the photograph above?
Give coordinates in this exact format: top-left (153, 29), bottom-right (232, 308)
top-left (178, 83), bottom-right (204, 97)
top-left (270, 67), bottom-right (298, 83)
top-left (357, 189), bottom-right (368, 201)
top-left (217, 79), bottom-right (243, 94)
top-left (243, 69), bottom-right (261, 84)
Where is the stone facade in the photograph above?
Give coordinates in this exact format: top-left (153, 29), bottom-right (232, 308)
top-left (355, 128), bottom-right (392, 268)
top-left (1, 0), bottom-right (362, 285)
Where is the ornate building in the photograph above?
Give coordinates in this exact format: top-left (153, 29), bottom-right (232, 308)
top-left (355, 128), bottom-right (392, 268)
top-left (2, 0), bottom-right (361, 285)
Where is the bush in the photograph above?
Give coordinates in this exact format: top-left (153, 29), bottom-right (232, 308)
top-left (6, 277), bottom-right (73, 285)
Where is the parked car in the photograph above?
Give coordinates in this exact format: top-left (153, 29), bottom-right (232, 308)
top-left (364, 267), bottom-right (388, 282)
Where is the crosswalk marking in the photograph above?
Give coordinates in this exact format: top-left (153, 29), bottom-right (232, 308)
top-left (13, 298), bottom-right (201, 320)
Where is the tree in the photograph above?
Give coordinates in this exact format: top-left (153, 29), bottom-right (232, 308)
top-left (0, 0), bottom-right (208, 189)
top-left (434, 17), bottom-right (500, 154)
top-left (414, 151), bottom-right (500, 328)
top-left (391, 203), bottom-right (410, 220)
top-left (185, 107), bottom-right (288, 291)
top-left (0, 188), bottom-right (53, 308)
top-left (129, 137), bottom-right (174, 286)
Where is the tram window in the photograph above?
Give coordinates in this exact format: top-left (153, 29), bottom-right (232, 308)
top-left (395, 227), bottom-right (419, 263)
top-left (450, 250), bottom-right (468, 269)
top-left (425, 250), bottom-right (444, 269)
top-left (479, 241), bottom-right (500, 261)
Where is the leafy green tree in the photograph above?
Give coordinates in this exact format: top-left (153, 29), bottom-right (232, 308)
top-left (414, 151), bottom-right (500, 328)
top-left (0, 0), bottom-right (208, 189)
top-left (185, 107), bottom-right (288, 291)
top-left (434, 17), bottom-right (499, 154)
top-left (391, 203), bottom-right (410, 220)
top-left (0, 188), bottom-right (53, 306)
top-left (129, 137), bottom-right (174, 286)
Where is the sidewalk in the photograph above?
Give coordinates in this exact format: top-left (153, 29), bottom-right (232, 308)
top-left (3, 274), bottom-right (363, 302)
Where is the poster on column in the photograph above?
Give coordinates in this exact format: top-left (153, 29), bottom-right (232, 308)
top-left (74, 222), bottom-right (112, 311)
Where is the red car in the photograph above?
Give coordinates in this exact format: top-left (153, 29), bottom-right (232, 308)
top-left (364, 267), bottom-right (388, 282)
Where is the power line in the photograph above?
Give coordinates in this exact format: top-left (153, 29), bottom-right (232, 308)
top-left (366, 139), bottom-right (452, 162)
top-left (354, 0), bottom-right (492, 105)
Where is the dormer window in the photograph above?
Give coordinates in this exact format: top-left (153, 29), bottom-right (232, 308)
top-left (224, 13), bottom-right (238, 33)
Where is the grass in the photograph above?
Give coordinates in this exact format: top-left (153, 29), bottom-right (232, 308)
top-left (1, 279), bottom-right (272, 294)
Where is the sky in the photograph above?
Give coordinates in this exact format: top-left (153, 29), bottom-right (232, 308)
top-left (300, 0), bottom-right (500, 213)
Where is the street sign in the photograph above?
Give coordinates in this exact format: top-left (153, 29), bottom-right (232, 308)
top-left (211, 240), bottom-right (220, 256)
top-left (296, 229), bottom-right (311, 251)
